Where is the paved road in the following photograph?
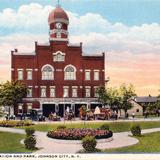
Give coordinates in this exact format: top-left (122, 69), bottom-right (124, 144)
top-left (33, 117), bottom-right (160, 124)
top-left (0, 127), bottom-right (160, 153)
top-left (1, 117), bottom-right (160, 124)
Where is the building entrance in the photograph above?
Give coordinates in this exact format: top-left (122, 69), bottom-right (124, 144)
top-left (42, 104), bottom-right (55, 117)
top-left (58, 103), bottom-right (72, 117)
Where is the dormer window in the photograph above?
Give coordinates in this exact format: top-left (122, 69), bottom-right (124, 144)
top-left (53, 51), bottom-right (65, 62)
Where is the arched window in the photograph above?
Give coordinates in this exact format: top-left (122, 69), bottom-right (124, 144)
top-left (41, 65), bottom-right (54, 80)
top-left (64, 65), bottom-right (76, 80)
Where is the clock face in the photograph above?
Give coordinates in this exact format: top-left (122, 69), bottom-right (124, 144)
top-left (56, 23), bottom-right (62, 29)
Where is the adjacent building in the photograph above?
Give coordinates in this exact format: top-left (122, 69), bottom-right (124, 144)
top-left (11, 5), bottom-right (106, 117)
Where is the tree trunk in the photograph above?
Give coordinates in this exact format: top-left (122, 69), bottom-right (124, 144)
top-left (125, 109), bottom-right (128, 118)
top-left (119, 109), bottom-right (121, 117)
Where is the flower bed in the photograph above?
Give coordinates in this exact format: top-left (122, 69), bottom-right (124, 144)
top-left (0, 120), bottom-right (34, 127)
top-left (47, 128), bottom-right (113, 140)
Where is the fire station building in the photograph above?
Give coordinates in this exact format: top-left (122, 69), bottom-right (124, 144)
top-left (11, 5), bottom-right (105, 117)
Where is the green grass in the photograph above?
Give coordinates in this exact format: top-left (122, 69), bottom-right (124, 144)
top-left (0, 131), bottom-right (31, 153)
top-left (18, 121), bottom-right (160, 133)
top-left (103, 132), bottom-right (160, 153)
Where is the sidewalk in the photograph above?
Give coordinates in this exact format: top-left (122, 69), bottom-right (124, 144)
top-left (1, 117), bottom-right (160, 124)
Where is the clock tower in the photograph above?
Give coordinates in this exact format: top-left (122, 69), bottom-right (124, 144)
top-left (48, 5), bottom-right (69, 42)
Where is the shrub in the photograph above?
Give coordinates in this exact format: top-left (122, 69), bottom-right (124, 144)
top-left (25, 127), bottom-right (35, 136)
top-left (0, 120), bottom-right (33, 127)
top-left (24, 136), bottom-right (36, 150)
top-left (56, 125), bottom-right (66, 130)
top-left (82, 136), bottom-right (97, 152)
top-left (130, 125), bottom-right (141, 136)
top-left (100, 124), bottom-right (110, 130)
top-left (23, 120), bottom-right (33, 126)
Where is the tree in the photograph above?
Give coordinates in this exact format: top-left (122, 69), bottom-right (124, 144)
top-left (96, 86), bottom-right (107, 105)
top-left (96, 86), bottom-right (121, 110)
top-left (156, 94), bottom-right (160, 109)
top-left (119, 83), bottom-right (136, 117)
top-left (106, 87), bottom-right (122, 110)
top-left (0, 80), bottom-right (28, 116)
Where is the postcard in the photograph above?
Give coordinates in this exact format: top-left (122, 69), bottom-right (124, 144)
top-left (0, 0), bottom-right (160, 160)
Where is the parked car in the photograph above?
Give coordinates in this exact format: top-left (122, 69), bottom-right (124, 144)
top-left (5, 114), bottom-right (16, 120)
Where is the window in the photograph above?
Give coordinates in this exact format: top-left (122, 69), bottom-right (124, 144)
top-left (57, 32), bottom-right (61, 38)
top-left (18, 70), bottom-right (23, 80)
top-left (27, 70), bottom-right (32, 80)
top-left (27, 88), bottom-right (32, 97)
top-left (50, 87), bottom-right (55, 97)
top-left (63, 87), bottom-right (69, 97)
top-left (53, 53), bottom-right (65, 62)
top-left (42, 65), bottom-right (54, 80)
top-left (41, 87), bottom-right (46, 97)
top-left (85, 87), bottom-right (91, 97)
top-left (27, 103), bottom-right (32, 114)
top-left (64, 65), bottom-right (76, 80)
top-left (94, 70), bottom-right (99, 81)
top-left (85, 70), bottom-right (90, 80)
top-left (72, 88), bottom-right (78, 97)
top-left (18, 104), bottom-right (23, 114)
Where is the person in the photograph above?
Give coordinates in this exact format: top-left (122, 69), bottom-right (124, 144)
top-left (156, 109), bottom-right (160, 117)
top-left (94, 106), bottom-right (100, 120)
top-left (5, 114), bottom-right (9, 120)
top-left (69, 107), bottom-right (72, 113)
top-left (158, 109), bottom-right (160, 117)
top-left (132, 112), bottom-right (135, 119)
top-left (53, 112), bottom-right (57, 117)
top-left (115, 111), bottom-right (118, 120)
top-left (19, 113), bottom-right (23, 120)
top-left (66, 106), bottom-right (70, 113)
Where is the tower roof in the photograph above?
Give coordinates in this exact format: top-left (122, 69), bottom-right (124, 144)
top-left (48, 6), bottom-right (69, 25)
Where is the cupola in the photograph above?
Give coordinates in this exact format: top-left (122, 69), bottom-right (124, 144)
top-left (48, 5), bottom-right (69, 42)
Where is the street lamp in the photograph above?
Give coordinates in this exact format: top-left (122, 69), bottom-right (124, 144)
top-left (63, 93), bottom-right (67, 124)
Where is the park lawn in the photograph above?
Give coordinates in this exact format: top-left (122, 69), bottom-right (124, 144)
top-left (0, 131), bottom-right (31, 153)
top-left (18, 121), bottom-right (160, 133)
top-left (103, 132), bottom-right (160, 153)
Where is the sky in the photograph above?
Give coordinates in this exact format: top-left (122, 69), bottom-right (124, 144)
top-left (0, 0), bottom-right (160, 96)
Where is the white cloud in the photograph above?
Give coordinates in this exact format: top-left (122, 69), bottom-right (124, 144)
top-left (0, 3), bottom-right (159, 57)
top-left (0, 3), bottom-right (52, 33)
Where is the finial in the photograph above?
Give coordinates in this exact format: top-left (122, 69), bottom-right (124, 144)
top-left (57, 0), bottom-right (61, 7)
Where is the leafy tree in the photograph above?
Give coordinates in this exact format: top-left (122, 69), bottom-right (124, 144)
top-left (96, 86), bottom-right (107, 105)
top-left (96, 84), bottom-right (136, 116)
top-left (96, 86), bottom-right (121, 110)
top-left (0, 80), bottom-right (28, 116)
top-left (119, 84), bottom-right (136, 117)
top-left (106, 87), bottom-right (122, 110)
top-left (156, 94), bottom-right (160, 109)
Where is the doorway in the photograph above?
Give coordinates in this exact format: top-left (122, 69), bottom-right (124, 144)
top-left (42, 104), bottom-right (55, 117)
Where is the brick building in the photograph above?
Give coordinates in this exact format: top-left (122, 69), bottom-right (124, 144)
top-left (11, 5), bottom-right (105, 117)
